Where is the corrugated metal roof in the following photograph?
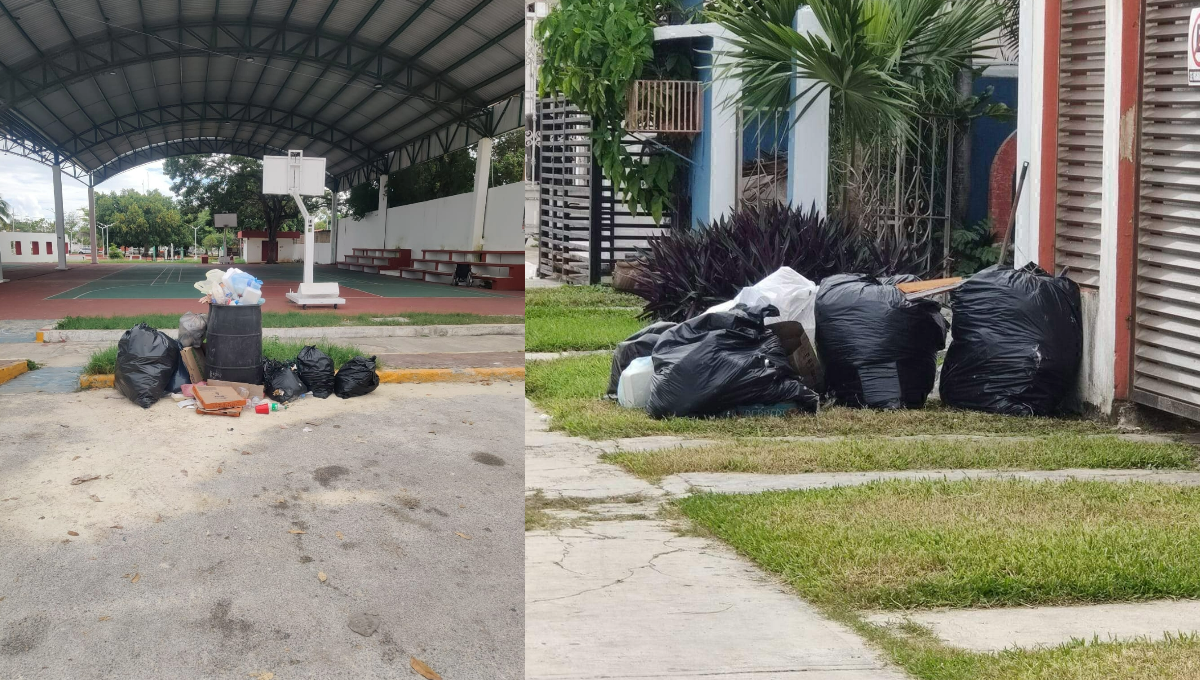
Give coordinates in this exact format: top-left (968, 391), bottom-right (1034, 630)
top-left (0, 0), bottom-right (523, 186)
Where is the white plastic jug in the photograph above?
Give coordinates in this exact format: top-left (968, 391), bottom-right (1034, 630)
top-left (240, 286), bottom-right (262, 305)
top-left (617, 356), bottom-right (654, 409)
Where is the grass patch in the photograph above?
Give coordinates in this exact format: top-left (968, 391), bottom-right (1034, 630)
top-left (678, 478), bottom-right (1200, 610)
top-left (525, 285), bottom-right (643, 309)
top-left (83, 338), bottom-right (368, 375)
top-left (525, 285), bottom-right (646, 352)
top-left (526, 354), bottom-right (1113, 439)
top-left (55, 311), bottom-right (523, 330)
top-left (604, 436), bottom-right (1196, 479)
top-left (870, 627), bottom-right (1200, 680)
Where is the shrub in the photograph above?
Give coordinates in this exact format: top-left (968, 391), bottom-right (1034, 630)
top-left (632, 204), bottom-right (926, 321)
top-left (107, 247), bottom-right (123, 259)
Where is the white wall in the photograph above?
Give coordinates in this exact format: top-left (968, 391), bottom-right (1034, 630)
top-left (1, 232), bottom-right (65, 263)
top-left (334, 182), bottom-right (526, 261)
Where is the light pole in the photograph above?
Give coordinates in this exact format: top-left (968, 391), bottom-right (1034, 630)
top-left (191, 224), bottom-right (202, 258)
top-left (97, 222), bottom-right (112, 257)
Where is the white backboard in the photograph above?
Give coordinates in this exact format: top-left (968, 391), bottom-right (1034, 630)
top-left (263, 150), bottom-right (327, 196)
top-left (214, 213), bottom-right (237, 229)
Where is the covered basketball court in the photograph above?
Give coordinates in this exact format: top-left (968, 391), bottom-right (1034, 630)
top-left (0, 0), bottom-right (524, 316)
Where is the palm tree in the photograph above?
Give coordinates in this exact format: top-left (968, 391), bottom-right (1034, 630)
top-left (707, 0), bottom-right (1003, 145)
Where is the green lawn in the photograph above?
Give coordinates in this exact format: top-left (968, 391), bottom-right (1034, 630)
top-left (605, 435), bottom-right (1195, 479)
top-left (84, 338), bottom-right (370, 375)
top-left (679, 479), bottom-right (1200, 610)
top-left (525, 286), bottom-right (646, 352)
top-left (526, 353), bottom-right (1112, 439)
top-left (57, 311), bottom-right (523, 330)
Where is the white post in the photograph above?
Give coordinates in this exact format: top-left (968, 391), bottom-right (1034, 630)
top-left (709, 38), bottom-right (740, 222)
top-left (88, 181), bottom-right (98, 264)
top-left (293, 190), bottom-right (316, 285)
top-left (471, 136), bottom-right (494, 249)
top-left (53, 161), bottom-right (68, 270)
top-left (330, 189), bottom-right (340, 264)
top-left (377, 172), bottom-right (388, 249)
top-left (788, 8), bottom-right (831, 215)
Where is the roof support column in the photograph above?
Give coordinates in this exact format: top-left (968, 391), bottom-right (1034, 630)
top-left (53, 159), bottom-right (68, 271)
top-left (378, 171), bottom-right (389, 249)
top-left (471, 136), bottom-right (493, 249)
top-left (88, 179), bottom-right (98, 264)
top-left (331, 189), bottom-right (340, 265)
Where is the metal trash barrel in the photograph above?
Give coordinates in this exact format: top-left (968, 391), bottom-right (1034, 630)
top-left (205, 303), bottom-right (263, 384)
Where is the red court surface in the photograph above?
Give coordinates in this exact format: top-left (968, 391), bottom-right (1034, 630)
top-left (0, 263), bottom-right (524, 319)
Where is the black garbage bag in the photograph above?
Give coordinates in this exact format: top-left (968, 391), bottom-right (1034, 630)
top-left (334, 356), bottom-right (380, 399)
top-left (114, 323), bottom-right (180, 408)
top-left (815, 274), bottom-right (947, 409)
top-left (940, 264), bottom-right (1083, 416)
top-left (606, 321), bottom-right (677, 397)
top-left (646, 304), bottom-right (819, 419)
top-left (262, 358), bottom-right (307, 403)
top-left (295, 345), bottom-right (335, 399)
top-left (167, 338), bottom-right (191, 394)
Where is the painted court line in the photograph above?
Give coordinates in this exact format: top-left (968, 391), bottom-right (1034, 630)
top-left (47, 266), bottom-right (129, 300)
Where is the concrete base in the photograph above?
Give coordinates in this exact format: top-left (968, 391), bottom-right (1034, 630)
top-left (285, 291), bottom-right (345, 308)
top-left (867, 600), bottom-right (1200, 653)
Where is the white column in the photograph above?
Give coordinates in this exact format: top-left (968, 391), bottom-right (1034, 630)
top-left (330, 189), bottom-right (340, 265)
top-left (53, 162), bottom-right (68, 270)
top-left (1014, 0), bottom-right (1044, 267)
top-left (788, 8), bottom-right (830, 215)
top-left (88, 182), bottom-right (98, 264)
top-left (710, 37), bottom-right (740, 222)
top-left (471, 136), bottom-right (494, 249)
top-left (377, 171), bottom-right (389, 248)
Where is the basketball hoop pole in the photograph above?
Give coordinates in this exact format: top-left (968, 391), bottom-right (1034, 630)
top-left (291, 188), bottom-right (315, 286)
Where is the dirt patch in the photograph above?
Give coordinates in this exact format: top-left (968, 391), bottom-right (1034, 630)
top-left (0, 613), bottom-right (50, 656)
top-left (472, 452), bottom-right (506, 467)
top-left (313, 465), bottom-right (350, 488)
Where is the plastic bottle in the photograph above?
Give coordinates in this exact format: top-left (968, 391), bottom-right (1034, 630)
top-left (240, 278), bottom-right (263, 305)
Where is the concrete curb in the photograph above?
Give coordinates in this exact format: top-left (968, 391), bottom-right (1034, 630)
top-left (0, 360), bottom-right (29, 386)
top-left (79, 366), bottom-right (524, 390)
top-left (39, 323), bottom-right (524, 343)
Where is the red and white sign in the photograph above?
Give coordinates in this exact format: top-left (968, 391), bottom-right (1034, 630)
top-left (1190, 8), bottom-right (1200, 84)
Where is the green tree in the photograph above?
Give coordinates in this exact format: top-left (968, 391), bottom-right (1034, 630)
top-left (0, 196), bottom-right (11, 230)
top-left (164, 155), bottom-right (321, 264)
top-left (94, 189), bottom-right (186, 257)
top-left (708, 0), bottom-right (1003, 145)
top-left (489, 130), bottom-right (525, 188)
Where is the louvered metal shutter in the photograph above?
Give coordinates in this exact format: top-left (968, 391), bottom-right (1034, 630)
top-left (1134, 0), bottom-right (1200, 420)
top-left (1054, 0), bottom-right (1106, 287)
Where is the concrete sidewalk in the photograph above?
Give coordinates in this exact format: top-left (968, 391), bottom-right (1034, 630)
top-left (525, 400), bottom-right (906, 680)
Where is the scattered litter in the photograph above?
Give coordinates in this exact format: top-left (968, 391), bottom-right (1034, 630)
top-left (248, 672), bottom-right (274, 680)
top-left (317, 571), bottom-right (327, 583)
top-left (109, 525), bottom-right (122, 529)
top-left (98, 616), bottom-right (111, 621)
top-left (336, 531), bottom-right (344, 541)
top-left (70, 475), bottom-right (100, 485)
top-left (302, 427), bottom-right (313, 433)
top-left (71, 456), bottom-right (80, 461)
top-left (288, 529), bottom-right (306, 535)
top-left (616, 356), bottom-right (654, 410)
top-left (176, 399), bottom-right (197, 409)
top-left (67, 530), bottom-right (79, 536)
top-left (241, 451), bottom-right (252, 456)
top-left (347, 613), bottom-right (380, 637)
top-left (455, 532), bottom-right (472, 540)
top-left (702, 266), bottom-right (818, 342)
top-left (178, 311), bottom-right (208, 348)
top-left (89, 494), bottom-right (102, 503)
top-left (130, 573), bottom-right (140, 584)
top-left (410, 657), bottom-right (442, 680)
top-left (607, 322), bottom-right (676, 398)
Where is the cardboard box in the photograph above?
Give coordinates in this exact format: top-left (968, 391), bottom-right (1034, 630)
top-left (193, 385), bottom-right (248, 411)
top-left (205, 380), bottom-right (265, 399)
top-left (196, 406), bottom-right (243, 418)
top-left (180, 347), bottom-right (207, 384)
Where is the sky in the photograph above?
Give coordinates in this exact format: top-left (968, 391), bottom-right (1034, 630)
top-left (0, 152), bottom-right (177, 221)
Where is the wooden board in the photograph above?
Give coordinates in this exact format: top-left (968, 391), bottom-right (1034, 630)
top-left (895, 277), bottom-right (963, 294)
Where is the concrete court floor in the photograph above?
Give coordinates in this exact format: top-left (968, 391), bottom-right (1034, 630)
top-left (0, 382), bottom-right (523, 679)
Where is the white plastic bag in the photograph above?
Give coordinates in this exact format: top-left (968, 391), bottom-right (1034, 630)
top-left (702, 267), bottom-right (818, 343)
top-left (617, 356), bottom-right (654, 409)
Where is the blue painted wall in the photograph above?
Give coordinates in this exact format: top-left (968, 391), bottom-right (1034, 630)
top-left (967, 74), bottom-right (1018, 227)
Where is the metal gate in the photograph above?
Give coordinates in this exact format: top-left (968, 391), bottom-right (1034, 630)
top-left (1132, 0), bottom-right (1200, 420)
top-left (1053, 0), bottom-right (1107, 287)
top-left (537, 98), bottom-right (673, 284)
